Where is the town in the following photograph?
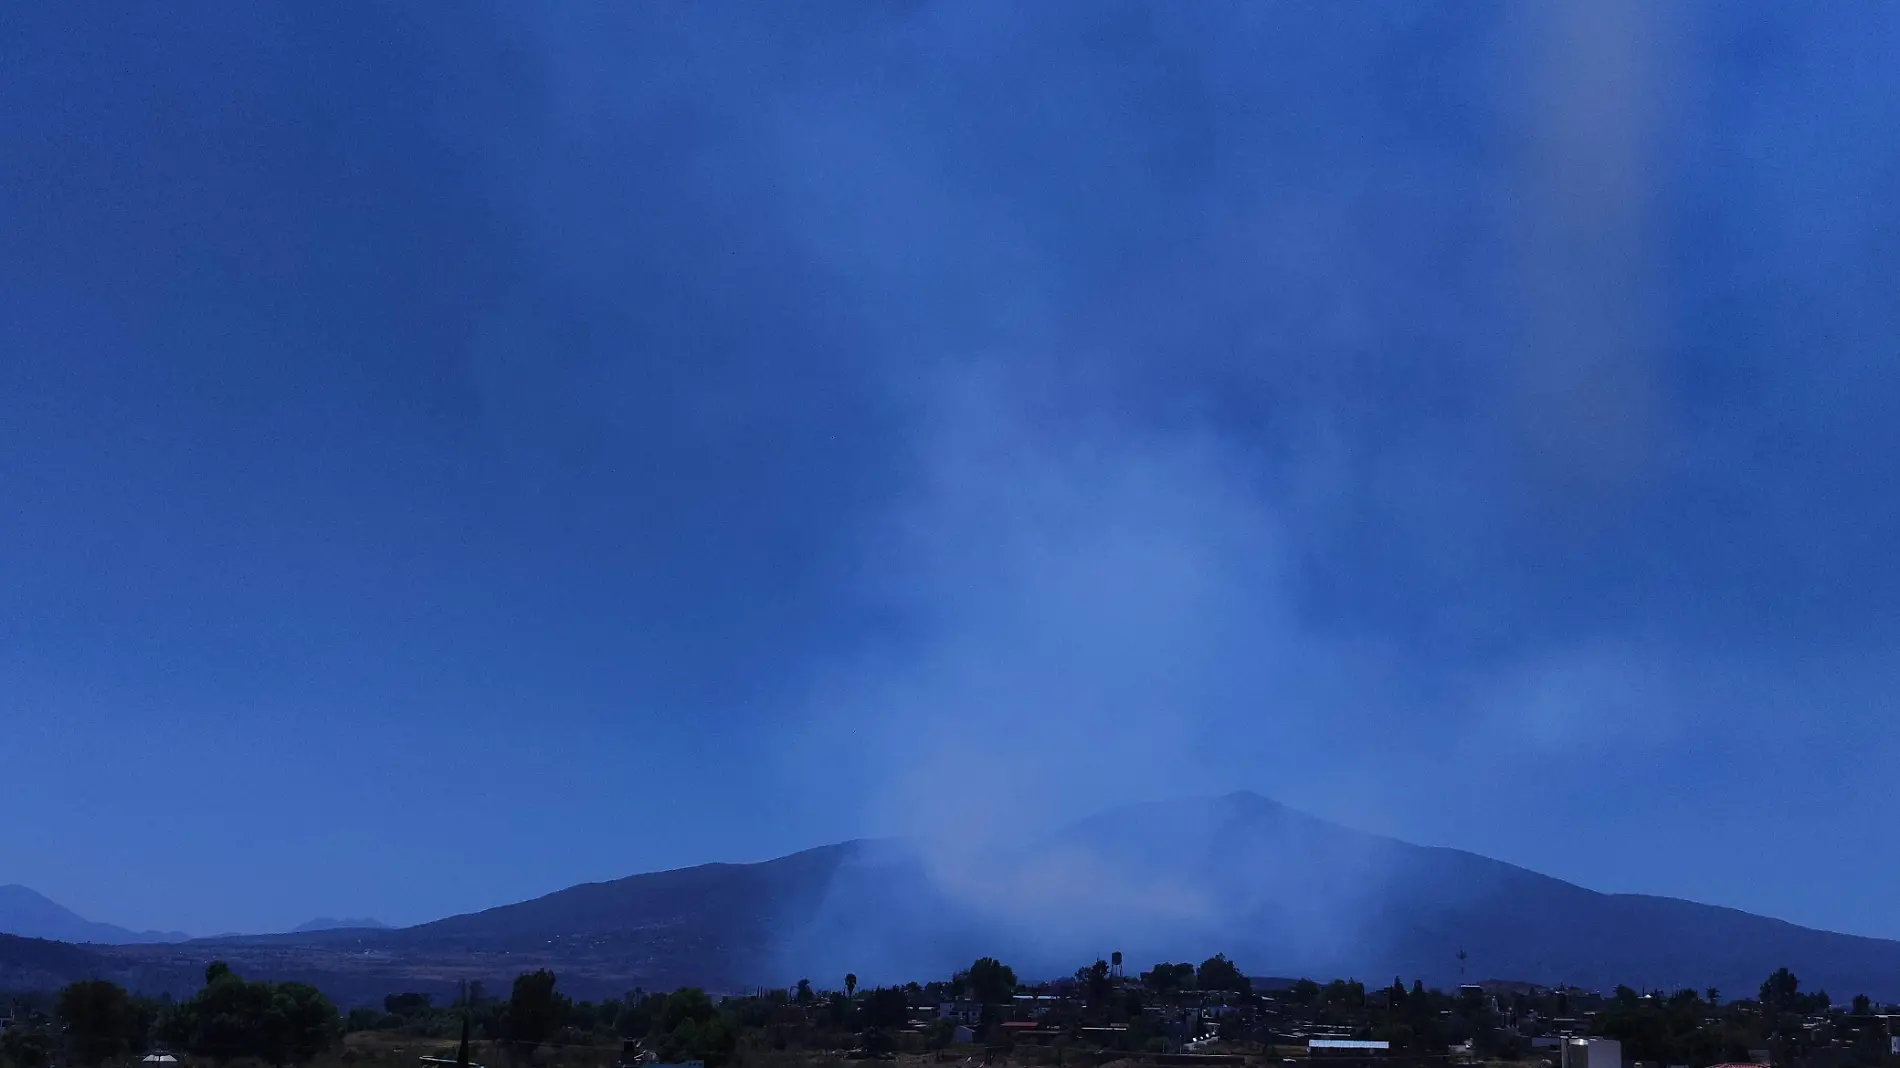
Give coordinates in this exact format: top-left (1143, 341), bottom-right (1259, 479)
top-left (3, 955), bottom-right (1894, 1068)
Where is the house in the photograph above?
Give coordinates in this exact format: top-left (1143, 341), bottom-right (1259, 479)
top-left (1310, 1040), bottom-right (1391, 1057)
top-left (941, 1001), bottom-right (982, 1025)
top-left (1011, 994), bottom-right (1061, 1019)
top-left (999, 1021), bottom-right (1063, 1046)
top-left (1562, 1037), bottom-right (1622, 1068)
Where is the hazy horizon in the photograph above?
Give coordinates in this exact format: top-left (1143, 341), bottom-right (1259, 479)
top-left (4, 1), bottom-right (1898, 945)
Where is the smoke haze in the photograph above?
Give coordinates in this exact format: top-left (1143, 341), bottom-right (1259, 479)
top-left (2, 1), bottom-right (1898, 946)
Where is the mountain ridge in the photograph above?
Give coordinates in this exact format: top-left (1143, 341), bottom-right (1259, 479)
top-left (5, 793), bottom-right (1899, 1003)
top-left (291, 917), bottom-right (390, 934)
top-left (0, 884), bottom-right (190, 945)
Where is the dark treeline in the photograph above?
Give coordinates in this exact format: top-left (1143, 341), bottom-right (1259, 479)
top-left (1, 963), bottom-right (338, 1068)
top-left (2, 957), bottom-right (1894, 1068)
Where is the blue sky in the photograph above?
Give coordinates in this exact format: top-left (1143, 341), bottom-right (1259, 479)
top-left (2, 2), bottom-right (1897, 940)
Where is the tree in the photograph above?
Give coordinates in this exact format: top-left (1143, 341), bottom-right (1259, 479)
top-left (1325, 980), bottom-right (1367, 1009)
top-left (57, 980), bottom-right (139, 1065)
top-left (1144, 963), bottom-right (1195, 995)
top-left (345, 1008), bottom-right (384, 1034)
top-left (1706, 988), bottom-right (1720, 1006)
top-left (506, 970), bottom-right (570, 1056)
top-left (795, 979), bottom-right (814, 1006)
top-left (1, 1028), bottom-right (50, 1068)
top-left (965, 958), bottom-right (1016, 1004)
top-left (1851, 994), bottom-right (1872, 1016)
top-left (263, 983), bottom-right (339, 1064)
top-left (618, 990), bottom-right (665, 1040)
top-left (924, 1019), bottom-right (957, 1051)
top-left (844, 974), bottom-right (857, 998)
top-left (656, 989), bottom-right (717, 1036)
top-left (1761, 968), bottom-right (1801, 1011)
top-left (180, 963), bottom-right (274, 1062)
top-left (1076, 960), bottom-right (1111, 1007)
top-left (863, 987), bottom-right (909, 1029)
top-left (1196, 954), bottom-right (1251, 994)
top-left (649, 989), bottom-right (734, 1068)
top-left (385, 993), bottom-right (432, 1017)
top-left (158, 962), bottom-right (337, 1065)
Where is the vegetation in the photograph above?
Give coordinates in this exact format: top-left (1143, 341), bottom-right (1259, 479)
top-left (962, 958), bottom-right (1016, 1004)
top-left (0, 1028), bottom-right (50, 1068)
top-left (504, 969), bottom-right (571, 1059)
top-left (56, 979), bottom-right (156, 1065)
top-left (157, 961), bottom-right (341, 1064)
top-left (1195, 954), bottom-right (1250, 994)
top-left (3, 959), bottom-right (1894, 1068)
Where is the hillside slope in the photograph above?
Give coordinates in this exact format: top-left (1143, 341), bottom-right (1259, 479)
top-left (6, 795), bottom-right (1899, 1002)
top-left (357, 792), bottom-right (1900, 998)
top-left (788, 793), bottom-right (1900, 999)
top-left (0, 885), bottom-right (189, 945)
top-left (291, 918), bottom-right (390, 934)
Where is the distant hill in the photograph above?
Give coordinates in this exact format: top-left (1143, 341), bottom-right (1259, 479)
top-left (0, 885), bottom-right (189, 945)
top-left (364, 793), bottom-right (1900, 999)
top-left (1026, 793), bottom-right (1900, 999)
top-left (0, 932), bottom-right (117, 990)
top-left (291, 917), bottom-right (389, 934)
top-left (759, 793), bottom-right (1900, 1000)
top-left (7, 794), bottom-right (1900, 1003)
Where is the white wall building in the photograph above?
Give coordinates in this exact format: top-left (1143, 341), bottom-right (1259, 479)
top-left (1563, 1037), bottom-right (1623, 1068)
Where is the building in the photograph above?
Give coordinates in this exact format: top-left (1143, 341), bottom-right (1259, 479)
top-left (940, 1001), bottom-right (982, 1025)
top-left (1563, 1037), bottom-right (1623, 1068)
top-left (1310, 1040), bottom-right (1391, 1057)
top-left (999, 1021), bottom-right (1063, 1046)
top-left (1011, 994), bottom-right (1060, 1019)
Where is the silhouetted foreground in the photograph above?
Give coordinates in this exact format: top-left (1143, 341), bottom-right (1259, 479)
top-left (1, 954), bottom-right (1892, 1068)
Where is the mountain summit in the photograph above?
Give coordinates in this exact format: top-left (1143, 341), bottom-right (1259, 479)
top-left (6, 794), bottom-right (1900, 1002)
top-left (0, 885), bottom-right (188, 945)
top-left (291, 917), bottom-right (390, 934)
top-left (269, 793), bottom-right (1900, 999)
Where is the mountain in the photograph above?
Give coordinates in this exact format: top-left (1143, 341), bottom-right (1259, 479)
top-left (767, 793), bottom-right (1900, 1000)
top-left (1031, 793), bottom-right (1900, 999)
top-left (365, 793), bottom-right (1900, 999)
top-left (7, 793), bottom-right (1900, 1002)
top-left (0, 932), bottom-right (118, 991)
top-left (291, 917), bottom-right (389, 933)
top-left (0, 885), bottom-right (189, 944)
